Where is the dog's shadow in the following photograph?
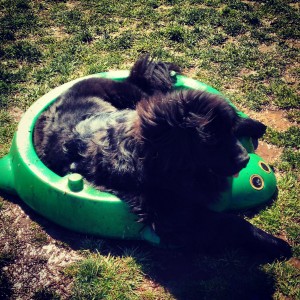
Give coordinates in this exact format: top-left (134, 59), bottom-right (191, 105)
top-left (2, 192), bottom-right (277, 300)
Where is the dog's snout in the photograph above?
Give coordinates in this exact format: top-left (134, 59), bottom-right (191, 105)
top-left (233, 139), bottom-right (250, 170)
top-left (236, 145), bottom-right (250, 169)
top-left (239, 153), bottom-right (250, 169)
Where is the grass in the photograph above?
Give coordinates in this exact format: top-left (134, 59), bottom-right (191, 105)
top-left (0, 0), bottom-right (299, 299)
top-left (264, 126), bottom-right (300, 149)
top-left (64, 252), bottom-right (147, 300)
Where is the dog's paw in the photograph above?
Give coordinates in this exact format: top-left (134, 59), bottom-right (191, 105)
top-left (268, 237), bottom-right (292, 260)
top-left (128, 54), bottom-right (181, 94)
top-left (255, 234), bottom-right (292, 260)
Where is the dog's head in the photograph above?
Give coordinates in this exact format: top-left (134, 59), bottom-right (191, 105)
top-left (137, 90), bottom-right (266, 177)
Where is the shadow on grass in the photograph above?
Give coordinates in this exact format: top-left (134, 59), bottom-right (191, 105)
top-left (0, 270), bottom-right (13, 300)
top-left (2, 192), bottom-right (278, 300)
top-left (141, 250), bottom-right (276, 300)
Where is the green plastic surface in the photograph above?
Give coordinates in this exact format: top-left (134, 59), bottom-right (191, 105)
top-left (0, 71), bottom-right (277, 244)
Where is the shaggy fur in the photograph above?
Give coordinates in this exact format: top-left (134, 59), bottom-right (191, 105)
top-left (34, 56), bottom-right (291, 259)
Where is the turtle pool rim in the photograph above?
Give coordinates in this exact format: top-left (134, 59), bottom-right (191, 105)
top-left (0, 71), bottom-right (276, 244)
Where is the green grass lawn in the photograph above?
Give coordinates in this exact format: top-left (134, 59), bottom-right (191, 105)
top-left (0, 0), bottom-right (299, 299)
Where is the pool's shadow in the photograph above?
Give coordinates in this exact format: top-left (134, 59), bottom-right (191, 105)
top-left (2, 192), bottom-right (277, 300)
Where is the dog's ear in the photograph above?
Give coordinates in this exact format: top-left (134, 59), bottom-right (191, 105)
top-left (235, 118), bottom-right (267, 139)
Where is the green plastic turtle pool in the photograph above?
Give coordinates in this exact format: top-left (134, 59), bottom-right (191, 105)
top-left (0, 71), bottom-right (277, 245)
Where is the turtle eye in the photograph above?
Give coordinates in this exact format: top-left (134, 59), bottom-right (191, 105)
top-left (259, 161), bottom-right (271, 173)
top-left (250, 175), bottom-right (264, 190)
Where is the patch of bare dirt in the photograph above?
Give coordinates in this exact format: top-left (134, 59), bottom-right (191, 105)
top-left (256, 140), bottom-right (282, 164)
top-left (185, 67), bottom-right (202, 78)
top-left (258, 43), bottom-right (276, 54)
top-left (239, 68), bottom-right (257, 77)
top-left (239, 107), bottom-right (295, 132)
top-left (286, 39), bottom-right (300, 50)
top-left (10, 107), bottom-right (24, 123)
top-left (290, 258), bottom-right (300, 270)
top-left (0, 197), bottom-right (82, 299)
top-left (51, 27), bottom-right (70, 40)
top-left (289, 2), bottom-right (300, 9)
top-left (66, 1), bottom-right (80, 9)
top-left (236, 107), bottom-right (297, 163)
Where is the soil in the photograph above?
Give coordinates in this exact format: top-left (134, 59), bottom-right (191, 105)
top-left (256, 141), bottom-right (282, 164)
top-left (10, 107), bottom-right (24, 123)
top-left (236, 107), bottom-right (299, 163)
top-left (0, 195), bottom-right (82, 299)
top-left (0, 107), bottom-right (297, 299)
top-left (238, 106), bottom-right (295, 132)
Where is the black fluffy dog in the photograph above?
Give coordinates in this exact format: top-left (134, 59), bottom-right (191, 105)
top-left (34, 56), bottom-right (291, 259)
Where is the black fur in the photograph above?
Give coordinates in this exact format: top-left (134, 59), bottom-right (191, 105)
top-left (34, 55), bottom-right (291, 259)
